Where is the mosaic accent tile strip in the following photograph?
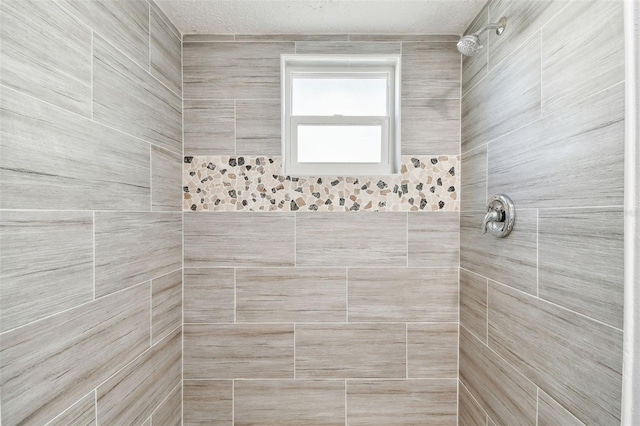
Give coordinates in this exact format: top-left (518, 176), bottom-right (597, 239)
top-left (183, 156), bottom-right (460, 212)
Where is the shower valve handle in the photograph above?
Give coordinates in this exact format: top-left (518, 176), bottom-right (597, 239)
top-left (482, 194), bottom-right (516, 238)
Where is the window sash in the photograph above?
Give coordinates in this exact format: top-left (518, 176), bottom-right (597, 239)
top-left (281, 54), bottom-right (401, 176)
top-left (288, 116), bottom-right (391, 176)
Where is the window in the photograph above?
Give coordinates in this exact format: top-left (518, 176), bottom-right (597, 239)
top-left (281, 55), bottom-right (401, 175)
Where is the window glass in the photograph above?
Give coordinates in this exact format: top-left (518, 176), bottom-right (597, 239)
top-left (292, 77), bottom-right (387, 116)
top-left (297, 125), bottom-right (382, 163)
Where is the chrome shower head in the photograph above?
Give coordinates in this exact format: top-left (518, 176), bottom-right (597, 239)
top-left (457, 35), bottom-right (482, 56)
top-left (457, 16), bottom-right (507, 57)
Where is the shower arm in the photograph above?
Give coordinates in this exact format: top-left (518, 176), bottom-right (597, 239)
top-left (471, 17), bottom-right (507, 37)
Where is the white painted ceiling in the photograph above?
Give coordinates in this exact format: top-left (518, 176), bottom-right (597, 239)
top-left (156, 0), bottom-right (487, 36)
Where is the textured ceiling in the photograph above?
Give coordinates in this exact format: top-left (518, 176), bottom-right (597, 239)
top-left (156, 0), bottom-right (487, 36)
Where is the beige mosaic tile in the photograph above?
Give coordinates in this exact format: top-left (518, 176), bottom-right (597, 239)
top-left (183, 155), bottom-right (459, 212)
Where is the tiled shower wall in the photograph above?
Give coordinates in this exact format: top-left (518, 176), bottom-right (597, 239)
top-left (182, 35), bottom-right (462, 424)
top-left (0, 1), bottom-right (183, 425)
top-left (459, 0), bottom-right (625, 425)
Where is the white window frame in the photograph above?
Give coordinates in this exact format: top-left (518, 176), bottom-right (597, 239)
top-left (281, 55), bottom-right (401, 176)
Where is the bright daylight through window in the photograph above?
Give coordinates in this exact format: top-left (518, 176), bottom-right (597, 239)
top-left (281, 55), bottom-right (401, 175)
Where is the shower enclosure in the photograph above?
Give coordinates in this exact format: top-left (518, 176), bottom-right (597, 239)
top-left (0, 0), bottom-right (637, 424)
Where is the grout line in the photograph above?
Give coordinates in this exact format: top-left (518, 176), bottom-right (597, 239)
top-left (461, 77), bottom-right (625, 157)
top-left (293, 213), bottom-right (297, 267)
top-left (182, 321), bottom-right (459, 325)
top-left (0, 83), bottom-right (182, 157)
top-left (346, 268), bottom-right (349, 323)
top-left (345, 379), bottom-right (348, 425)
top-left (0, 268), bottom-right (182, 336)
top-left (181, 18), bottom-right (185, 426)
top-left (150, 279), bottom-right (154, 347)
top-left (490, 278), bottom-right (624, 333)
top-left (0, 208), bottom-right (186, 214)
top-left (485, 277), bottom-right (489, 344)
top-left (293, 323), bottom-right (297, 379)
top-left (182, 265), bottom-right (463, 270)
top-left (234, 99), bottom-right (237, 156)
top-left (148, 1), bottom-right (151, 71)
top-left (234, 268), bottom-right (237, 323)
top-left (540, 31), bottom-right (543, 118)
top-left (147, 381), bottom-right (182, 423)
top-left (406, 212), bottom-right (409, 267)
top-left (461, 323), bottom-right (538, 390)
top-left (93, 211), bottom-right (96, 300)
top-left (150, 146), bottom-right (153, 211)
top-left (460, 266), bottom-right (624, 333)
top-left (232, 380), bottom-right (235, 424)
top-left (536, 386), bottom-right (540, 426)
top-left (536, 209), bottom-right (539, 297)
top-left (184, 377), bottom-right (457, 382)
top-left (91, 30), bottom-right (94, 120)
top-left (43, 390), bottom-right (96, 426)
top-left (405, 323), bottom-right (409, 379)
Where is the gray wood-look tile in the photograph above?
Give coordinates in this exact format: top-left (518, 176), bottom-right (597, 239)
top-left (184, 212), bottom-right (295, 267)
top-left (183, 34), bottom-right (235, 42)
top-left (97, 327), bottom-right (181, 426)
top-left (48, 392), bottom-right (95, 426)
top-left (346, 379), bottom-right (457, 425)
top-left (184, 324), bottom-right (294, 379)
top-left (184, 268), bottom-right (235, 323)
top-left (460, 268), bottom-right (488, 343)
top-left (488, 281), bottom-right (623, 425)
top-left (57, 0), bottom-right (150, 70)
top-left (462, 6), bottom-right (488, 97)
top-left (152, 270), bottom-right (183, 345)
top-left (150, 0), bottom-right (180, 39)
top-left (150, 2), bottom-right (182, 96)
top-left (401, 98), bottom-right (460, 155)
top-left (459, 325), bottom-right (537, 426)
top-left (93, 35), bottom-right (182, 154)
top-left (407, 323), bottom-right (458, 378)
top-left (0, 86), bottom-right (150, 210)
top-left (488, 82), bottom-right (625, 208)
top-left (488, 0), bottom-right (569, 72)
top-left (461, 34), bottom-right (541, 152)
top-left (234, 380), bottom-right (345, 425)
top-left (95, 212), bottom-right (182, 297)
top-left (408, 212), bottom-right (459, 267)
top-left (295, 213), bottom-right (407, 267)
top-left (537, 390), bottom-right (584, 426)
top-left (183, 380), bottom-right (233, 425)
top-left (539, 208), bottom-right (624, 328)
top-left (541, 1), bottom-right (624, 114)
top-left (184, 100), bottom-right (236, 156)
top-left (348, 268), bottom-right (458, 322)
top-left (295, 41), bottom-right (401, 54)
top-left (459, 382), bottom-right (487, 426)
top-left (461, 145), bottom-right (487, 212)
top-left (236, 99), bottom-right (281, 156)
top-left (295, 323), bottom-right (405, 378)
top-left (402, 42), bottom-right (461, 99)
top-left (349, 34), bottom-right (460, 42)
top-left (460, 209), bottom-right (537, 295)
top-left (0, 211), bottom-right (93, 333)
top-left (236, 268), bottom-right (346, 322)
top-left (151, 384), bottom-right (182, 426)
top-left (152, 145), bottom-right (182, 211)
top-left (0, 284), bottom-right (150, 425)
top-left (237, 34), bottom-right (349, 42)
top-left (183, 42), bottom-right (294, 99)
top-left (1, 0), bottom-right (91, 116)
